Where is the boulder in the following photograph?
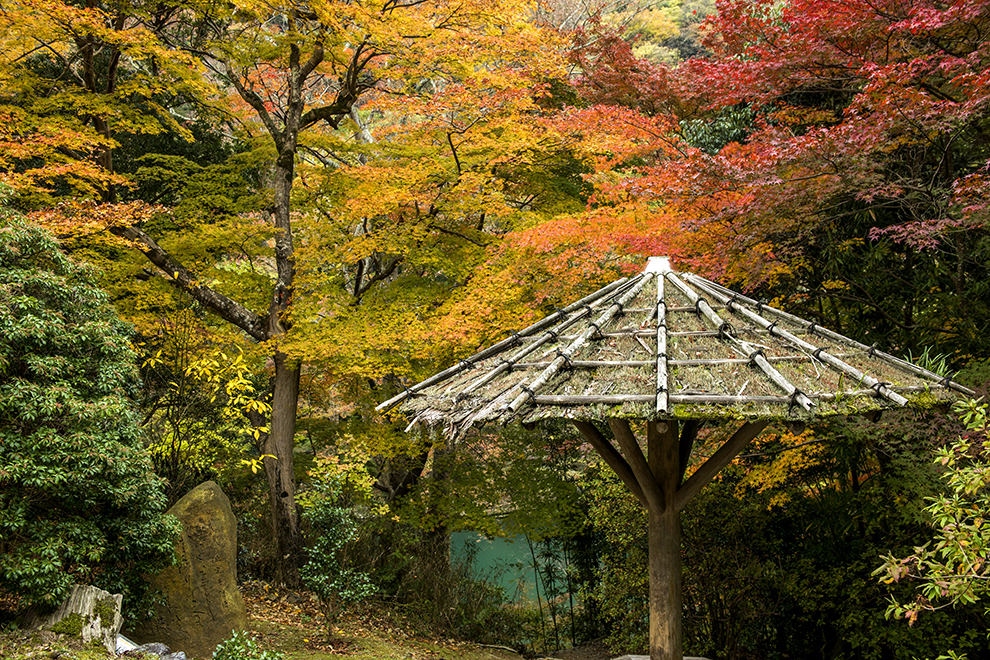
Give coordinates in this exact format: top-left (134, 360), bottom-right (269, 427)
top-left (28, 584), bottom-right (122, 653)
top-left (131, 481), bottom-right (248, 658)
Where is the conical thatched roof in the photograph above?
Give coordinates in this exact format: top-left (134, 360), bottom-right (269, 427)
top-left (379, 258), bottom-right (973, 432)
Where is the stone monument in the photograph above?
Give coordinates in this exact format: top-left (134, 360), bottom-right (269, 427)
top-left (132, 481), bottom-right (248, 659)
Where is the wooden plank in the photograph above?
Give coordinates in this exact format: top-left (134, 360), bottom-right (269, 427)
top-left (674, 421), bottom-right (769, 512)
top-left (572, 420), bottom-right (647, 509)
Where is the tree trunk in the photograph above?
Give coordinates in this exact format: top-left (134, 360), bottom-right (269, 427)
top-left (263, 351), bottom-right (302, 587)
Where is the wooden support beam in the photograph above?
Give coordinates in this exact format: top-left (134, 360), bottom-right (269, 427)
top-left (608, 419), bottom-right (665, 512)
top-left (678, 420), bottom-right (700, 481)
top-left (674, 421), bottom-right (769, 512)
top-left (572, 420), bottom-right (647, 509)
top-left (648, 420), bottom-right (681, 660)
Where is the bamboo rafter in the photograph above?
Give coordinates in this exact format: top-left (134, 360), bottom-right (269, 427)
top-left (652, 257), bottom-right (670, 414)
top-left (682, 274), bottom-right (975, 397)
top-left (376, 275), bottom-right (634, 412)
top-left (507, 271), bottom-right (656, 413)
top-left (665, 270), bottom-right (815, 411)
top-left (683, 275), bottom-right (911, 406)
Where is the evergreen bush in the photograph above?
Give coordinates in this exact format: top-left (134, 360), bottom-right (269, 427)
top-left (0, 210), bottom-right (179, 614)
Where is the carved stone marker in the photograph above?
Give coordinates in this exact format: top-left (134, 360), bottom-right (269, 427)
top-left (29, 584), bottom-right (122, 653)
top-left (132, 481), bottom-right (248, 659)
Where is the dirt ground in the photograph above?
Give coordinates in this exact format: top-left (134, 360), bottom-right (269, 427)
top-left (549, 640), bottom-right (612, 660)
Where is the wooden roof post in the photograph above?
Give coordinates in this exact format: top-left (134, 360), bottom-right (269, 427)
top-left (649, 419), bottom-right (682, 660)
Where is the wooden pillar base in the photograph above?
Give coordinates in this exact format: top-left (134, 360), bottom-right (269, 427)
top-left (649, 507), bottom-right (682, 660)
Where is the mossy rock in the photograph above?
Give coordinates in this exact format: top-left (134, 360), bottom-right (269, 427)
top-left (28, 585), bottom-right (122, 654)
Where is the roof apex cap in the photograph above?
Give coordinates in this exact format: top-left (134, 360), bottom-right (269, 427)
top-left (645, 256), bottom-right (672, 274)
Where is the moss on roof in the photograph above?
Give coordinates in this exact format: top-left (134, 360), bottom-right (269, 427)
top-left (379, 259), bottom-right (972, 434)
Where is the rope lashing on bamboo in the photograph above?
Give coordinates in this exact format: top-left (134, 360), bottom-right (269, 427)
top-left (694, 297), bottom-right (710, 316)
top-left (788, 389), bottom-right (807, 412)
top-left (666, 270), bottom-right (815, 412)
top-left (679, 272), bottom-right (975, 397)
top-left (683, 274), bottom-right (911, 407)
top-left (506, 272), bottom-right (657, 413)
top-left (718, 322), bottom-right (736, 339)
top-left (555, 347), bottom-right (574, 370)
top-left (376, 275), bottom-right (635, 412)
top-left (871, 381), bottom-right (892, 398)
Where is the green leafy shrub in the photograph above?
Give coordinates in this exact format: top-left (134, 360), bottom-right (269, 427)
top-left (0, 212), bottom-right (179, 614)
top-left (212, 630), bottom-right (281, 660)
top-left (300, 479), bottom-right (374, 638)
top-left (879, 399), bottom-right (990, 625)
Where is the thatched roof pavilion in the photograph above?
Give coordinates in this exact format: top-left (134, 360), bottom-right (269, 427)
top-left (378, 257), bottom-right (973, 660)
